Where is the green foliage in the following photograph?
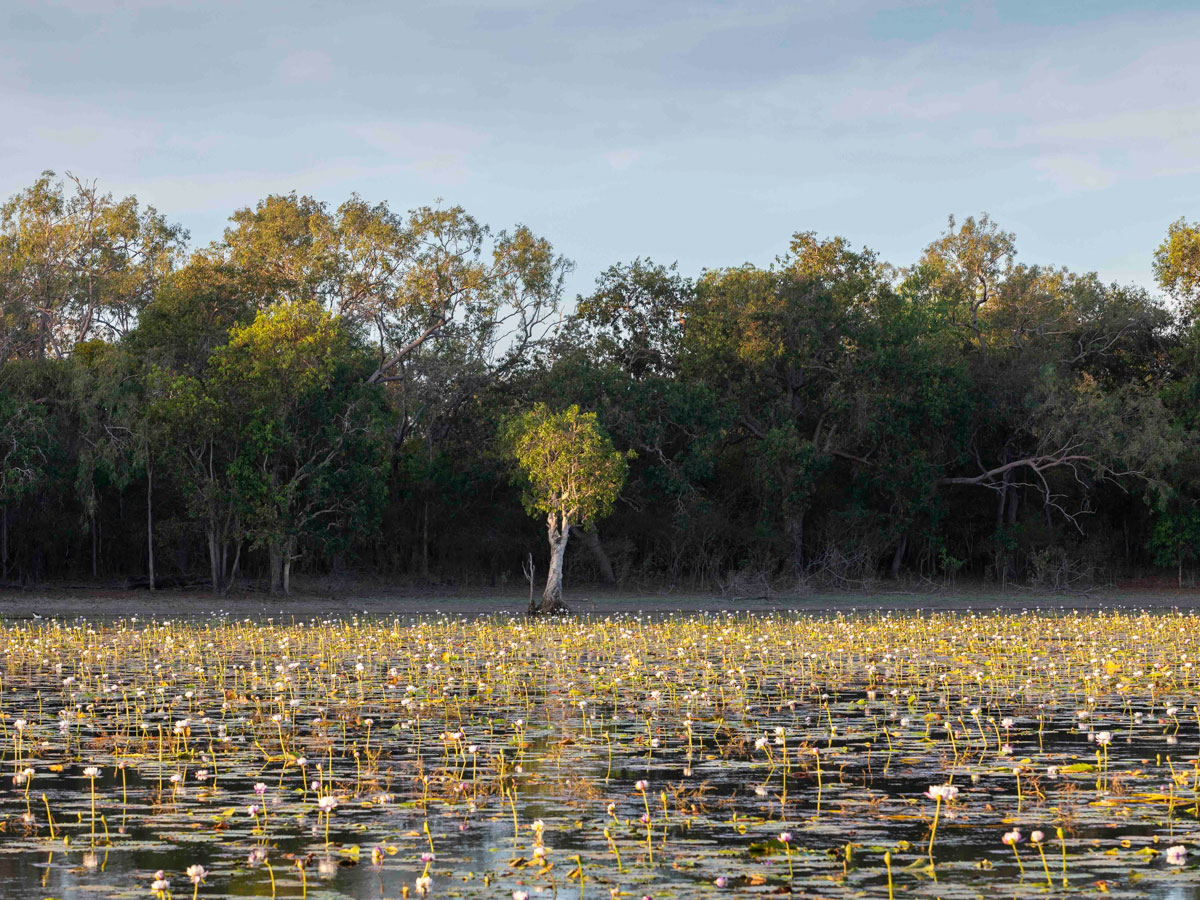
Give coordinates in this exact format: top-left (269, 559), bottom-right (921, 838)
top-left (1149, 505), bottom-right (1200, 577)
top-left (1154, 218), bottom-right (1200, 320)
top-left (211, 300), bottom-right (391, 564)
top-left (0, 170), bottom-right (185, 360)
top-left (0, 386), bottom-right (48, 506)
top-left (575, 259), bottom-right (690, 377)
top-left (501, 404), bottom-right (629, 528)
top-left (3, 169), bottom-right (1200, 591)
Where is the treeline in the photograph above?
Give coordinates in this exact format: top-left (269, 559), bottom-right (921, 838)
top-left (2, 171), bottom-right (1200, 594)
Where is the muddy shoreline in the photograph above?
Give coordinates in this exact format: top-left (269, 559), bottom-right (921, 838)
top-left (2, 582), bottom-right (1199, 618)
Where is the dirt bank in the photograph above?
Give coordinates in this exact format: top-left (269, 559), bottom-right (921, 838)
top-left (2, 582), bottom-right (1200, 619)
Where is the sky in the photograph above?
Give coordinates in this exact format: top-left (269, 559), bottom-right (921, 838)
top-left (2, 0), bottom-right (1199, 298)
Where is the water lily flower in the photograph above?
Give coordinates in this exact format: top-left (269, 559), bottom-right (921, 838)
top-left (151, 871), bottom-right (171, 897)
top-left (924, 784), bottom-right (959, 801)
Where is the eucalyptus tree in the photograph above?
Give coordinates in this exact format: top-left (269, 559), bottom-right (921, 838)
top-left (1154, 218), bottom-right (1200, 324)
top-left (0, 171), bottom-right (185, 360)
top-left (501, 404), bottom-right (628, 613)
top-left (215, 193), bottom-right (568, 392)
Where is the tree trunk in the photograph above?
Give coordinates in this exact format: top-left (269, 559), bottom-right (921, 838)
top-left (207, 527), bottom-right (222, 595)
top-left (282, 536), bottom-right (294, 596)
top-left (539, 512), bottom-right (569, 614)
top-left (2, 505), bottom-right (8, 581)
top-left (223, 541), bottom-right (242, 598)
top-left (1004, 481), bottom-right (1019, 581)
top-left (269, 542), bottom-right (284, 595)
top-left (786, 509), bottom-right (806, 579)
top-left (146, 457), bottom-right (155, 593)
top-left (523, 552), bottom-right (536, 614)
top-left (208, 532), bottom-right (220, 595)
top-left (91, 513), bottom-right (97, 577)
top-left (570, 525), bottom-right (616, 584)
top-left (995, 466), bottom-right (1012, 585)
top-left (890, 535), bottom-right (907, 578)
top-left (421, 500), bottom-right (430, 579)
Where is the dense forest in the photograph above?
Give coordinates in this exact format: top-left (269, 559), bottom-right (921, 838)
top-left (2, 171), bottom-right (1200, 596)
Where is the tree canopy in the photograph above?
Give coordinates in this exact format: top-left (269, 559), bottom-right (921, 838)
top-left (2, 172), bottom-right (1198, 594)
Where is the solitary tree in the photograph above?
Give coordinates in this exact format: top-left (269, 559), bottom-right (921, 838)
top-left (502, 404), bottom-right (628, 613)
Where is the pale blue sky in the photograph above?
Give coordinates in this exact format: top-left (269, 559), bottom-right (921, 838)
top-left (3, 0), bottom-right (1198, 297)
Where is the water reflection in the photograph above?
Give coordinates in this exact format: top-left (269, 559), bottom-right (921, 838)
top-left (0, 610), bottom-right (1199, 899)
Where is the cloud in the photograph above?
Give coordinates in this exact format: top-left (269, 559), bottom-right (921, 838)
top-left (1032, 156), bottom-right (1118, 194)
top-left (604, 148), bottom-right (639, 170)
top-left (276, 49), bottom-right (335, 85)
top-left (1036, 106), bottom-right (1200, 144)
top-left (351, 122), bottom-right (489, 184)
top-left (4, 0), bottom-right (1200, 293)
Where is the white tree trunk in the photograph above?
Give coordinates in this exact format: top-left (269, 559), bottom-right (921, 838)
top-left (540, 511), bottom-right (570, 613)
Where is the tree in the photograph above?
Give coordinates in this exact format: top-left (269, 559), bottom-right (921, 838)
top-left (153, 369), bottom-right (243, 594)
top-left (683, 234), bottom-right (885, 577)
top-left (920, 213), bottom-right (1016, 349)
top-left (217, 195), bottom-right (570, 579)
top-left (1149, 503), bottom-right (1200, 588)
top-left (215, 194), bottom-right (568, 388)
top-left (70, 341), bottom-right (151, 583)
top-left (129, 255), bottom-right (261, 374)
top-left (915, 216), bottom-right (1176, 577)
top-left (0, 381), bottom-right (49, 581)
top-left (501, 404), bottom-right (628, 613)
top-left (0, 171), bottom-right (185, 361)
top-left (540, 260), bottom-right (720, 584)
top-left (1154, 218), bottom-right (1200, 322)
top-left (208, 300), bottom-right (391, 595)
top-left (574, 259), bottom-right (689, 378)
